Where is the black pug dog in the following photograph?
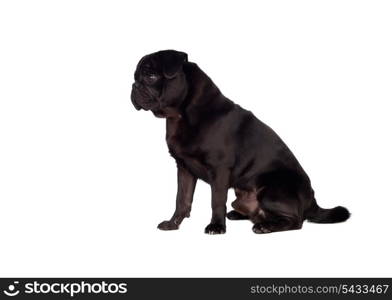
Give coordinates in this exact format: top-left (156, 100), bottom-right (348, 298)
top-left (131, 50), bottom-right (350, 234)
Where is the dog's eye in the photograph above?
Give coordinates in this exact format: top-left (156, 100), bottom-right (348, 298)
top-left (145, 73), bottom-right (159, 83)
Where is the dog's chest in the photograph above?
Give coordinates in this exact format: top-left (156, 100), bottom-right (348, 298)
top-left (165, 117), bottom-right (209, 180)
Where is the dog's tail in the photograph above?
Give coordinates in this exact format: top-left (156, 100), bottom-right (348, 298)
top-left (305, 199), bottom-right (350, 223)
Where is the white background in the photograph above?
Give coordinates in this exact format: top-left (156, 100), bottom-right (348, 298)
top-left (0, 0), bottom-right (391, 277)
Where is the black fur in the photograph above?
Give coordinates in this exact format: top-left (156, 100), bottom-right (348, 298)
top-left (131, 50), bottom-right (350, 234)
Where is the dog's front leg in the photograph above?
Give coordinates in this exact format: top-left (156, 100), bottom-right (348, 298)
top-left (158, 166), bottom-right (197, 230)
top-left (205, 171), bottom-right (229, 234)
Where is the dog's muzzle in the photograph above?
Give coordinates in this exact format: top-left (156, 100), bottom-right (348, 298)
top-left (131, 83), bottom-right (159, 111)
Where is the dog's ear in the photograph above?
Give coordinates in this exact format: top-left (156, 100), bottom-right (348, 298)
top-left (158, 50), bottom-right (188, 79)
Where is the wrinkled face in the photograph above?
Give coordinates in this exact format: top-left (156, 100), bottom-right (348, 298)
top-left (131, 50), bottom-right (188, 117)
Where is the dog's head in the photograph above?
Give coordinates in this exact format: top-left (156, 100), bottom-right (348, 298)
top-left (131, 50), bottom-right (188, 117)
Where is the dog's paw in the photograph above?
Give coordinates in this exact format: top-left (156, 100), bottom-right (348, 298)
top-left (157, 220), bottom-right (179, 231)
top-left (252, 223), bottom-right (272, 234)
top-left (204, 223), bottom-right (226, 234)
top-left (227, 210), bottom-right (249, 220)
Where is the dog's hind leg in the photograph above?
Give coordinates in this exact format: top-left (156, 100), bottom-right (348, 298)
top-left (227, 188), bottom-right (260, 220)
top-left (251, 185), bottom-right (303, 234)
